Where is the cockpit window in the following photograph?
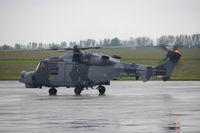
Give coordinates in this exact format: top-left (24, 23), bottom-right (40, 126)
top-left (40, 62), bottom-right (45, 68)
top-left (35, 62), bottom-right (41, 71)
top-left (35, 62), bottom-right (45, 71)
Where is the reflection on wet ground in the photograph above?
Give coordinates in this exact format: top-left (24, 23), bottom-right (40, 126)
top-left (0, 81), bottom-right (200, 133)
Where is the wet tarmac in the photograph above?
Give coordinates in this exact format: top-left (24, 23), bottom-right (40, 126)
top-left (0, 81), bottom-right (200, 133)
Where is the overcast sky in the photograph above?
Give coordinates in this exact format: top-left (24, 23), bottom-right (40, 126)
top-left (0, 0), bottom-right (200, 45)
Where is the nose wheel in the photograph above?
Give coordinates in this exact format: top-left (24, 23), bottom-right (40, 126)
top-left (49, 87), bottom-right (57, 95)
top-left (97, 85), bottom-right (106, 95)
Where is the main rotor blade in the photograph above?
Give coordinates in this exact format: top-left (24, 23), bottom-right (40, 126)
top-left (62, 46), bottom-right (100, 50)
top-left (78, 46), bottom-right (100, 50)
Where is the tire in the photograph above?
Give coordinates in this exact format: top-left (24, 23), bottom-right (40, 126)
top-left (98, 86), bottom-right (106, 95)
top-left (74, 87), bottom-right (83, 95)
top-left (49, 88), bottom-right (57, 95)
top-left (163, 77), bottom-right (170, 82)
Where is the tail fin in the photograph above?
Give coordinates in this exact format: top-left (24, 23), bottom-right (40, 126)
top-left (153, 50), bottom-right (181, 81)
top-left (133, 50), bottom-right (181, 82)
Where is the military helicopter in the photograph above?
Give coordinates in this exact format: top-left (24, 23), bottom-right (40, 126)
top-left (19, 45), bottom-right (181, 95)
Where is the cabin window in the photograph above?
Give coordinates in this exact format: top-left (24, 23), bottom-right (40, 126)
top-left (49, 64), bottom-right (59, 75)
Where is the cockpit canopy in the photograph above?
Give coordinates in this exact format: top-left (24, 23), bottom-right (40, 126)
top-left (35, 61), bottom-right (46, 71)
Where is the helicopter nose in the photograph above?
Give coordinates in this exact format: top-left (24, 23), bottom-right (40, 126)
top-left (19, 71), bottom-right (38, 88)
top-left (20, 71), bottom-right (26, 77)
top-left (19, 71), bottom-right (32, 83)
top-left (19, 71), bottom-right (26, 83)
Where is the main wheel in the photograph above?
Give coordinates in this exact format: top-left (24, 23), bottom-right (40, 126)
top-left (98, 86), bottom-right (106, 95)
top-left (163, 77), bottom-right (170, 82)
top-left (49, 87), bottom-right (57, 95)
top-left (74, 87), bottom-right (83, 95)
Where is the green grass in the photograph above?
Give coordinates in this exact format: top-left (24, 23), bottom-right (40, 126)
top-left (0, 49), bottom-right (200, 80)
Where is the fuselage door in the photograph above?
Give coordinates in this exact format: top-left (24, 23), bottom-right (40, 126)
top-left (48, 62), bottom-right (65, 84)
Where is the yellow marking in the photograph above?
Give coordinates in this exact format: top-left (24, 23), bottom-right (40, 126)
top-left (48, 75), bottom-right (57, 80)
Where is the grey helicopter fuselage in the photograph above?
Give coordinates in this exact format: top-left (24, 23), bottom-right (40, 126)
top-left (20, 51), bottom-right (141, 88)
top-left (19, 47), bottom-right (181, 95)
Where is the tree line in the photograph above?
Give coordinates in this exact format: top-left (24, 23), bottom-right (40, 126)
top-left (0, 34), bottom-right (200, 50)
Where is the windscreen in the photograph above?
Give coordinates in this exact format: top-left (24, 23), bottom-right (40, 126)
top-left (35, 62), bottom-right (41, 71)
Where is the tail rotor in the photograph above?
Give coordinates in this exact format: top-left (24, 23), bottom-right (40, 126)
top-left (155, 44), bottom-right (182, 81)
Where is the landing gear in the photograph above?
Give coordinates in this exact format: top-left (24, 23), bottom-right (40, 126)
top-left (74, 86), bottom-right (83, 95)
top-left (49, 87), bottom-right (57, 95)
top-left (163, 77), bottom-right (170, 82)
top-left (97, 85), bottom-right (106, 95)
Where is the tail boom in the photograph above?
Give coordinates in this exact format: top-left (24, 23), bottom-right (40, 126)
top-left (133, 50), bottom-right (181, 82)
